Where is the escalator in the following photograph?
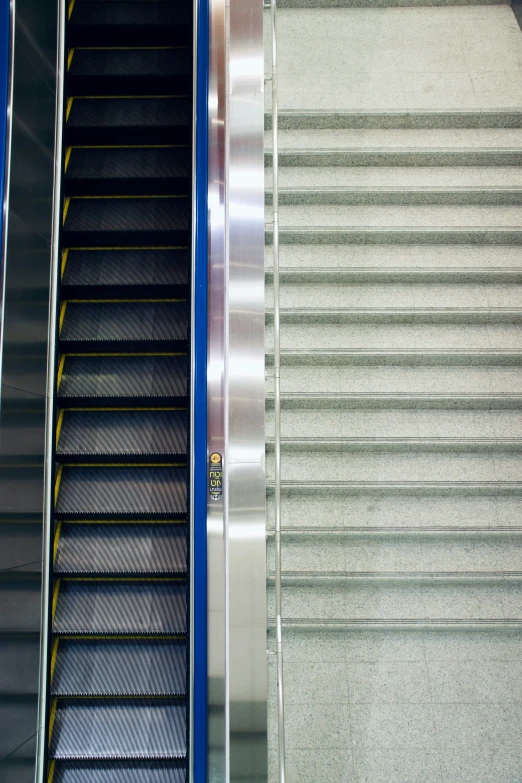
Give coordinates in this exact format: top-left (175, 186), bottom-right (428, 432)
top-left (44, 0), bottom-right (194, 780)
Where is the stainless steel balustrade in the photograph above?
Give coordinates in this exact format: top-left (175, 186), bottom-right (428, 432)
top-left (269, 1), bottom-right (286, 781)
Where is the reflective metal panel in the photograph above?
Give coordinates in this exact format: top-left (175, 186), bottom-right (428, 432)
top-left (207, 0), bottom-right (227, 777)
top-left (0, 0), bottom-right (58, 776)
top-left (227, 0), bottom-right (267, 778)
top-left (207, 0), bottom-right (267, 777)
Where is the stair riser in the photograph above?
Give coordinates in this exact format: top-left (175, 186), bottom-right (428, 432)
top-left (266, 230), bottom-right (522, 244)
top-left (266, 111), bottom-right (522, 130)
top-left (266, 151), bottom-right (522, 167)
top-left (268, 190), bottom-right (522, 206)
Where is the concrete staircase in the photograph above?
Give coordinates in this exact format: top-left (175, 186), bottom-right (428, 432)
top-left (265, 3), bottom-right (522, 782)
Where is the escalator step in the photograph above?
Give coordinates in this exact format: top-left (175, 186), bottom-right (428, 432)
top-left (68, 48), bottom-right (192, 95)
top-left (50, 699), bottom-right (186, 759)
top-left (66, 97), bottom-right (192, 146)
top-left (57, 410), bottom-right (188, 461)
top-left (61, 249), bottom-right (189, 298)
top-left (60, 301), bottom-right (188, 352)
top-left (69, 0), bottom-right (192, 47)
top-left (55, 466), bottom-right (187, 518)
top-left (53, 582), bottom-right (187, 635)
top-left (65, 147), bottom-right (191, 197)
top-left (57, 355), bottom-right (187, 407)
top-left (52, 640), bottom-right (186, 696)
top-left (63, 197), bottom-right (190, 246)
top-left (53, 761), bottom-right (185, 783)
top-left (54, 524), bottom-right (187, 576)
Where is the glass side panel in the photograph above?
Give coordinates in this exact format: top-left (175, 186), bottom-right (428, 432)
top-left (265, 2), bottom-right (522, 782)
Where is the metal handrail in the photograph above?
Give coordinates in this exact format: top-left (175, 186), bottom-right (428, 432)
top-left (270, 0), bottom-right (286, 781)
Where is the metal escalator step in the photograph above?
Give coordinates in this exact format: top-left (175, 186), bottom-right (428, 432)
top-left (68, 48), bottom-right (192, 96)
top-left (66, 97), bottom-right (192, 146)
top-left (57, 410), bottom-right (188, 461)
top-left (65, 147), bottom-right (191, 197)
top-left (52, 639), bottom-right (186, 696)
top-left (56, 466), bottom-right (187, 518)
top-left (54, 524), bottom-right (187, 576)
top-left (69, 1), bottom-right (192, 46)
top-left (61, 249), bottom-right (189, 298)
top-left (50, 699), bottom-right (186, 759)
top-left (53, 582), bottom-right (187, 635)
top-left (58, 356), bottom-right (187, 407)
top-left (60, 301), bottom-right (188, 352)
top-left (63, 197), bottom-right (189, 246)
top-left (53, 761), bottom-right (185, 783)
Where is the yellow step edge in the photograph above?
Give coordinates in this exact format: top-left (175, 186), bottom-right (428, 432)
top-left (59, 302), bottom-right (67, 333)
top-left (67, 48), bottom-right (74, 70)
top-left (61, 248), bottom-right (69, 278)
top-left (48, 697), bottom-right (58, 748)
top-left (66, 97), bottom-right (73, 121)
top-left (54, 466), bottom-right (63, 507)
top-left (53, 521), bottom-right (62, 564)
top-left (64, 147), bottom-right (72, 174)
top-left (57, 355), bottom-right (66, 391)
top-left (51, 581), bottom-right (61, 625)
top-left (62, 197), bottom-right (70, 225)
top-left (68, 0), bottom-right (75, 19)
top-left (55, 410), bottom-right (64, 448)
top-left (50, 638), bottom-right (59, 685)
top-left (47, 759), bottom-right (56, 783)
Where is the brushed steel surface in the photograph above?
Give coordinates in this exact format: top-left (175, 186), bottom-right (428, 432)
top-left (227, 0), bottom-right (267, 778)
top-left (208, 0), bottom-right (267, 778)
top-left (207, 0), bottom-right (227, 778)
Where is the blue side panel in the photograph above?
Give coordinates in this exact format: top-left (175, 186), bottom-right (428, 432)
top-left (0, 0), bottom-right (10, 250)
top-left (193, 0), bottom-right (209, 779)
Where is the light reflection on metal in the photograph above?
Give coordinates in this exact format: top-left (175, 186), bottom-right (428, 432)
top-left (270, 1), bottom-right (286, 781)
top-left (208, 0), bottom-right (267, 777)
top-left (34, 0), bottom-right (65, 780)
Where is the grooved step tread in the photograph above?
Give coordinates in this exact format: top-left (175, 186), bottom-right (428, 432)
top-left (60, 301), bottom-right (188, 351)
top-left (50, 699), bottom-right (186, 759)
top-left (61, 249), bottom-right (189, 297)
top-left (54, 524), bottom-right (187, 575)
top-left (57, 410), bottom-right (188, 459)
top-left (55, 466), bottom-right (187, 518)
top-left (58, 355), bottom-right (188, 406)
top-left (69, 1), bottom-right (192, 46)
top-left (65, 148), bottom-right (191, 196)
top-left (53, 582), bottom-right (187, 635)
top-left (52, 640), bottom-right (186, 696)
top-left (52, 761), bottom-right (186, 783)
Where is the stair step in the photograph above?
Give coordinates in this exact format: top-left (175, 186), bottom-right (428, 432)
top-left (59, 301), bottom-right (188, 353)
top-left (68, 47), bottom-right (192, 95)
top-left (266, 149), bottom-right (522, 167)
top-left (267, 128), bottom-right (522, 149)
top-left (266, 437), bottom-right (522, 453)
top-left (55, 466), bottom-right (187, 519)
top-left (267, 393), bottom-right (522, 410)
top-left (57, 410), bottom-right (188, 462)
top-left (52, 640), bottom-right (186, 696)
top-left (267, 349), bottom-right (522, 366)
top-left (61, 249), bottom-right (189, 298)
top-left (66, 97), bottom-right (192, 146)
top-left (268, 187), bottom-right (522, 206)
top-left (265, 109), bottom-right (522, 131)
top-left (53, 582), bottom-right (187, 635)
top-left (265, 266), bottom-right (522, 283)
top-left (267, 227), bottom-right (522, 244)
top-left (268, 481), bottom-right (522, 495)
top-left (266, 308), bottom-right (522, 324)
top-left (65, 147), bottom-right (191, 197)
top-left (53, 762), bottom-right (186, 783)
top-left (62, 196), bottom-right (190, 246)
top-left (68, 0), bottom-right (192, 46)
top-left (50, 699), bottom-right (186, 759)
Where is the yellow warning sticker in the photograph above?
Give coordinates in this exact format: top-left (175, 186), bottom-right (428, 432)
top-left (209, 452), bottom-right (223, 500)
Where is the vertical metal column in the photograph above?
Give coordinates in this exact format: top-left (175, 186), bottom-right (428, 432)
top-left (207, 0), bottom-right (267, 778)
top-left (270, 3), bottom-right (286, 781)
